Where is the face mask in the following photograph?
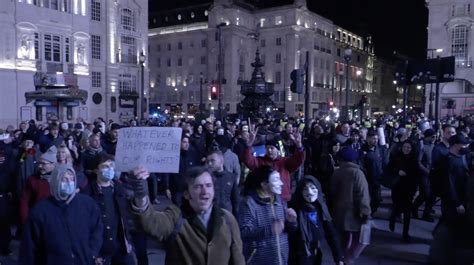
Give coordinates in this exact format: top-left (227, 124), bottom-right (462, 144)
top-left (459, 147), bottom-right (470, 155)
top-left (268, 172), bottom-right (283, 195)
top-left (100, 168), bottom-right (115, 181)
top-left (60, 181), bottom-right (75, 197)
top-left (302, 183), bottom-right (318, 203)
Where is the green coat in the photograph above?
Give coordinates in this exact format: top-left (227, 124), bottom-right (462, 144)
top-left (134, 202), bottom-right (245, 265)
top-left (330, 161), bottom-right (371, 232)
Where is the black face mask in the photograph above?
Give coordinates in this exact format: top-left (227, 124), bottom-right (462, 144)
top-left (459, 147), bottom-right (470, 155)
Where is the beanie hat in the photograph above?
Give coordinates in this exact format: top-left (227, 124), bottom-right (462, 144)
top-left (339, 147), bottom-right (358, 162)
top-left (40, 145), bottom-right (58, 163)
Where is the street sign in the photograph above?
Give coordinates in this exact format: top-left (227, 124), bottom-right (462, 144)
top-left (394, 56), bottom-right (455, 85)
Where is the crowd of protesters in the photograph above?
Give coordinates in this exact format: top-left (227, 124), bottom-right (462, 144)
top-left (0, 112), bottom-right (473, 265)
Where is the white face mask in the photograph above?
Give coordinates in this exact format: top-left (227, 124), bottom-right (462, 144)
top-left (99, 122), bottom-right (106, 134)
top-left (268, 172), bottom-right (283, 195)
top-left (60, 123), bottom-right (68, 130)
top-left (302, 183), bottom-right (318, 203)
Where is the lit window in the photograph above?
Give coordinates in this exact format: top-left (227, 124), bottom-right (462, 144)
top-left (259, 18), bottom-right (265, 27)
top-left (451, 25), bottom-right (469, 63)
top-left (44, 34), bottom-right (61, 62)
top-left (275, 16), bottom-right (283, 25)
top-left (119, 73), bottom-right (137, 94)
top-left (120, 36), bottom-right (136, 64)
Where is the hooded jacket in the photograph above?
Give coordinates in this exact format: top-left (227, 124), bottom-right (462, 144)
top-left (288, 176), bottom-right (343, 264)
top-left (330, 162), bottom-right (371, 232)
top-left (20, 164), bottom-right (103, 265)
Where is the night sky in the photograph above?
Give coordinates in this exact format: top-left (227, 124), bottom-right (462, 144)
top-left (150, 0), bottom-right (428, 59)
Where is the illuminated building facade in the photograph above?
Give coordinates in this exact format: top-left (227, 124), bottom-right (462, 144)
top-left (148, 0), bottom-right (374, 119)
top-left (0, 0), bottom-right (148, 127)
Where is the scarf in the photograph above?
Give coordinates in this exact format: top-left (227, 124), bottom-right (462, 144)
top-left (86, 145), bottom-right (103, 154)
top-left (297, 202), bottom-right (321, 256)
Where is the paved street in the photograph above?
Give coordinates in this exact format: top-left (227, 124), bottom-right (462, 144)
top-left (0, 189), bottom-right (435, 265)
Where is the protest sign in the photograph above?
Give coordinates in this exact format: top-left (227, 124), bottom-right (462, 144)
top-left (115, 127), bottom-right (182, 173)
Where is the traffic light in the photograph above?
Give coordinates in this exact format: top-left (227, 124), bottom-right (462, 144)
top-left (211, 85), bottom-right (218, 100)
top-left (290, 69), bottom-right (304, 94)
top-left (329, 101), bottom-right (334, 108)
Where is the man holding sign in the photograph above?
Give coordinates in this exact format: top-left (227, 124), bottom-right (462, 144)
top-left (128, 166), bottom-right (245, 265)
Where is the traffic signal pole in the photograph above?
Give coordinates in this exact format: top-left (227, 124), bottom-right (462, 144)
top-left (304, 51), bottom-right (310, 129)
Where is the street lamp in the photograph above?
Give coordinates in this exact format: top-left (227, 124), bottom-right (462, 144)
top-left (344, 48), bottom-right (352, 121)
top-left (217, 22), bottom-right (227, 121)
top-left (139, 51), bottom-right (146, 122)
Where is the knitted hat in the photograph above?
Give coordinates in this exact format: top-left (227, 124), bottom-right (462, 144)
top-left (339, 147), bottom-right (358, 162)
top-left (40, 145), bottom-right (58, 163)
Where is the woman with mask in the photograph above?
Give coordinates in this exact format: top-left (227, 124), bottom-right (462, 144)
top-left (238, 165), bottom-right (298, 265)
top-left (84, 154), bottom-right (135, 265)
top-left (387, 140), bottom-right (419, 242)
top-left (289, 175), bottom-right (344, 265)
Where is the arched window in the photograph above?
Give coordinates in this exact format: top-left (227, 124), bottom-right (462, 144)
top-left (121, 8), bottom-right (135, 31)
top-left (451, 25), bottom-right (469, 63)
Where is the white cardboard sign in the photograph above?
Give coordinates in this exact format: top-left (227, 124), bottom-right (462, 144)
top-left (115, 127), bottom-right (182, 173)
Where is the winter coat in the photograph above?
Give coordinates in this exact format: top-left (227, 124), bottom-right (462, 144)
top-left (223, 149), bottom-right (241, 182)
top-left (213, 170), bottom-right (240, 217)
top-left (330, 162), bottom-right (371, 232)
top-left (241, 146), bottom-right (305, 201)
top-left (442, 152), bottom-right (470, 224)
top-left (386, 150), bottom-right (419, 209)
top-left (83, 181), bottom-right (133, 257)
top-left (19, 174), bottom-right (51, 224)
top-left (102, 135), bottom-right (117, 156)
top-left (19, 194), bottom-right (103, 265)
top-left (239, 192), bottom-right (297, 265)
top-left (360, 143), bottom-right (388, 189)
top-left (164, 147), bottom-right (202, 192)
top-left (288, 176), bottom-right (343, 264)
top-left (132, 202), bottom-right (245, 265)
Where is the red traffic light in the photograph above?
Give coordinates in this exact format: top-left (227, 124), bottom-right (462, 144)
top-left (211, 85), bottom-right (218, 100)
top-left (329, 101), bottom-right (334, 107)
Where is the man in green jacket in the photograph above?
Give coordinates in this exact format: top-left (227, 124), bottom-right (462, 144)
top-left (128, 165), bottom-right (245, 265)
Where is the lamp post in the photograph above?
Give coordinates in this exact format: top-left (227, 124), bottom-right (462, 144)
top-left (199, 72), bottom-right (204, 112)
top-left (217, 22), bottom-right (227, 121)
top-left (139, 51), bottom-right (146, 122)
top-left (344, 49), bottom-right (352, 121)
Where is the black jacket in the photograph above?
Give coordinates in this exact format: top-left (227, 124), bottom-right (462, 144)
top-left (213, 170), bottom-right (240, 217)
top-left (164, 147), bottom-right (202, 192)
top-left (441, 152), bottom-right (470, 223)
top-left (83, 181), bottom-right (133, 257)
